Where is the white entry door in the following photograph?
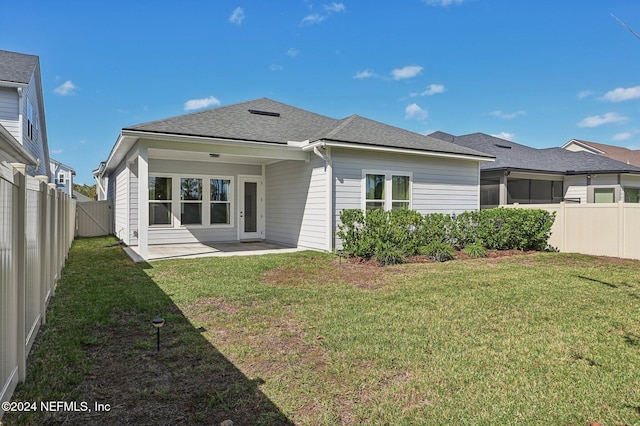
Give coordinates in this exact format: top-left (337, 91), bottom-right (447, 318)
top-left (238, 176), bottom-right (264, 240)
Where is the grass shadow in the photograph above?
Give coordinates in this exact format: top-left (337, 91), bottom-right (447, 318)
top-left (3, 237), bottom-right (293, 425)
top-left (576, 275), bottom-right (618, 288)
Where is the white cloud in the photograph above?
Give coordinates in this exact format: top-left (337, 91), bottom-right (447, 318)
top-left (577, 112), bottom-right (628, 128)
top-left (392, 65), bottom-right (423, 80)
top-left (229, 7), bottom-right (245, 25)
top-left (301, 2), bottom-right (345, 25)
top-left (270, 64), bottom-right (284, 71)
top-left (602, 85), bottom-right (640, 102)
top-left (353, 69), bottom-right (375, 79)
top-left (423, 0), bottom-right (467, 6)
top-left (301, 13), bottom-right (326, 25)
top-left (489, 110), bottom-right (526, 120)
top-left (612, 132), bottom-right (633, 141)
top-left (420, 84), bottom-right (445, 96)
top-left (287, 48), bottom-right (299, 57)
top-left (54, 80), bottom-right (77, 96)
top-left (612, 130), bottom-right (640, 141)
top-left (405, 103), bottom-right (428, 121)
top-left (577, 90), bottom-right (594, 100)
top-left (491, 132), bottom-right (515, 141)
top-left (183, 96), bottom-right (221, 111)
top-left (50, 148), bottom-right (63, 155)
top-left (324, 2), bottom-right (345, 12)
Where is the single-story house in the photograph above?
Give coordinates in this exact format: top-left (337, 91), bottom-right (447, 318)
top-left (95, 98), bottom-right (494, 258)
top-left (430, 131), bottom-right (640, 207)
top-left (562, 139), bottom-right (640, 168)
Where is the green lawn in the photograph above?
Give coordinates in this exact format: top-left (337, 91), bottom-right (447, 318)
top-left (4, 236), bottom-right (640, 425)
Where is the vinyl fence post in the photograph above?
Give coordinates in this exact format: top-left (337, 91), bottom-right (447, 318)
top-left (36, 176), bottom-right (49, 325)
top-left (47, 183), bottom-right (56, 296)
top-left (11, 163), bottom-right (27, 382)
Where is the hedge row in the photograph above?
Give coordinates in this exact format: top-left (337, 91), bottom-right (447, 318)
top-left (337, 208), bottom-right (555, 265)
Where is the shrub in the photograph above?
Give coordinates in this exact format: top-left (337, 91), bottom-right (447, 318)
top-left (419, 242), bottom-right (455, 262)
top-left (374, 240), bottom-right (407, 265)
top-left (337, 207), bottom-right (556, 264)
top-left (462, 244), bottom-right (487, 258)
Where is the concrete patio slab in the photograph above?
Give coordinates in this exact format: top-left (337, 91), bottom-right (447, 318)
top-left (124, 241), bottom-right (304, 262)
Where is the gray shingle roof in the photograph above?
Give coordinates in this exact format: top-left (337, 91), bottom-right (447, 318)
top-left (430, 132), bottom-right (640, 174)
top-left (0, 50), bottom-right (39, 84)
top-left (126, 98), bottom-right (494, 159)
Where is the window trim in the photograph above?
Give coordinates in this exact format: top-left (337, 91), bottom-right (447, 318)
top-left (149, 174), bottom-right (235, 229)
top-left (58, 173), bottom-right (65, 185)
top-left (361, 170), bottom-right (412, 211)
top-left (209, 177), bottom-right (233, 226)
top-left (593, 187), bottom-right (616, 204)
top-left (149, 176), bottom-right (174, 227)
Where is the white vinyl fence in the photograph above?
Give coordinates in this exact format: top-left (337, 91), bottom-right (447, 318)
top-left (0, 162), bottom-right (75, 419)
top-left (509, 201), bottom-right (640, 260)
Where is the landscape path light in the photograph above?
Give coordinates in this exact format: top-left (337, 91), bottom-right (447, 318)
top-left (152, 317), bottom-right (165, 351)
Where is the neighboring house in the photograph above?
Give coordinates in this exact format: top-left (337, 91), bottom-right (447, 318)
top-left (430, 132), bottom-right (640, 207)
top-left (95, 98), bottom-right (494, 259)
top-left (50, 158), bottom-right (75, 196)
top-left (562, 139), bottom-right (640, 168)
top-left (0, 50), bottom-right (50, 177)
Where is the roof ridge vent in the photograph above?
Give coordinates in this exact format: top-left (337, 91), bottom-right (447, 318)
top-left (494, 143), bottom-right (512, 149)
top-left (248, 109), bottom-right (280, 117)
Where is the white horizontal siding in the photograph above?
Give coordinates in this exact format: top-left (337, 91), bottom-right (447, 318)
top-left (148, 227), bottom-right (238, 245)
top-left (21, 76), bottom-right (47, 176)
top-left (564, 175), bottom-right (587, 203)
top-left (149, 159), bottom-right (261, 176)
top-left (265, 157), bottom-right (326, 250)
top-left (113, 162), bottom-right (128, 243)
top-left (129, 160), bottom-right (138, 245)
top-left (333, 148), bottom-right (480, 216)
top-left (0, 88), bottom-right (19, 140)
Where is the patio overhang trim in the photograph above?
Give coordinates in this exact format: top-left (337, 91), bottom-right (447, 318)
top-left (102, 130), bottom-right (309, 174)
top-left (302, 140), bottom-right (496, 163)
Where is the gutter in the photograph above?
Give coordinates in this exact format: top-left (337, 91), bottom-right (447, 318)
top-left (303, 140), bottom-right (495, 163)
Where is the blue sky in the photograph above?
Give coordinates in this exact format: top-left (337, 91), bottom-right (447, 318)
top-left (3, 0), bottom-right (640, 184)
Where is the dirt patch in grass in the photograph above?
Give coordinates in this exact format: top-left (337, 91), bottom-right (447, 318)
top-left (263, 260), bottom-right (404, 290)
top-left (264, 250), bottom-right (544, 289)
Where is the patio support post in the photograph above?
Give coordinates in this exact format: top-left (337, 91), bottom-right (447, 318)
top-left (137, 144), bottom-right (149, 259)
top-left (499, 172), bottom-right (508, 205)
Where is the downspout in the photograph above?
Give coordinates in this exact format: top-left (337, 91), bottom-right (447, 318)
top-left (17, 87), bottom-right (23, 145)
top-left (312, 144), bottom-right (334, 252)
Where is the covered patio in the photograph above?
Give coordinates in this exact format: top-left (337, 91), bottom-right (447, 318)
top-left (125, 241), bottom-right (304, 262)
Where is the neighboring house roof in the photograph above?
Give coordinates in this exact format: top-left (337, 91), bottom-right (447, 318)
top-left (73, 191), bottom-right (92, 202)
top-left (125, 98), bottom-right (493, 160)
top-left (562, 139), bottom-right (640, 168)
top-left (0, 50), bottom-right (39, 85)
top-left (50, 158), bottom-right (76, 175)
top-left (430, 132), bottom-right (640, 175)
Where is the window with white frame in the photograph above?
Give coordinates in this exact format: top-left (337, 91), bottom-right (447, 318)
top-left (181, 178), bottom-right (203, 225)
top-left (58, 173), bottom-right (65, 185)
top-left (149, 175), bottom-right (235, 227)
top-left (210, 178), bottom-right (232, 224)
top-left (364, 171), bottom-right (411, 211)
top-left (149, 177), bottom-right (173, 225)
top-left (594, 187), bottom-right (615, 203)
